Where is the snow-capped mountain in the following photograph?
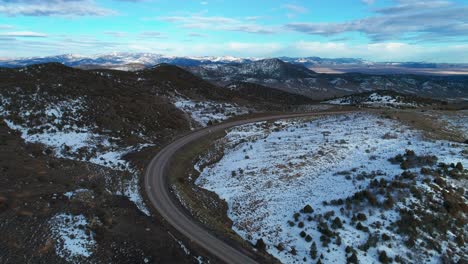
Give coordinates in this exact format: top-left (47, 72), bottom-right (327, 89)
top-left (0, 53), bottom-right (256, 68)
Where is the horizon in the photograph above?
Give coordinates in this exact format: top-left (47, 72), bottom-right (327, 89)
top-left (2, 0), bottom-right (468, 63)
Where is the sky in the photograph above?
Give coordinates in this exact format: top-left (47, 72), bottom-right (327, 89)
top-left (1, 0), bottom-right (468, 62)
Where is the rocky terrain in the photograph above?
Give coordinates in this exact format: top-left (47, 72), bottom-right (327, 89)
top-left (187, 59), bottom-right (468, 101)
top-left (324, 90), bottom-right (444, 108)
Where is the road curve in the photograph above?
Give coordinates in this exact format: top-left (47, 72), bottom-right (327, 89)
top-left (144, 111), bottom-right (351, 264)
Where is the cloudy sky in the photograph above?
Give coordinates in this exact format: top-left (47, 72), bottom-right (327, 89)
top-left (1, 0), bottom-right (468, 62)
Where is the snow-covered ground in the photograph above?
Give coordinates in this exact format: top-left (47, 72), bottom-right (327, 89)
top-left (0, 95), bottom-right (151, 215)
top-left (50, 213), bottom-right (96, 262)
top-left (195, 113), bottom-right (467, 263)
top-left (174, 98), bottom-right (249, 127)
top-left (326, 93), bottom-right (419, 108)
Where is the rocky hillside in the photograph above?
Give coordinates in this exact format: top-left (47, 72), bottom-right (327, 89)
top-left (186, 59), bottom-right (468, 101)
top-left (324, 90), bottom-right (444, 108)
top-left (226, 82), bottom-right (316, 106)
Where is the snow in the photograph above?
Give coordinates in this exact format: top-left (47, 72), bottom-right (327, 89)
top-left (195, 113), bottom-right (467, 263)
top-left (174, 98), bottom-right (249, 127)
top-left (326, 93), bottom-right (418, 108)
top-left (50, 213), bottom-right (96, 262)
top-left (0, 95), bottom-right (151, 215)
top-left (64, 189), bottom-right (90, 199)
top-left (439, 110), bottom-right (468, 138)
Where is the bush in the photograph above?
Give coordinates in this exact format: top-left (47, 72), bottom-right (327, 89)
top-left (305, 235), bottom-right (312, 242)
top-left (293, 212), bottom-right (300, 221)
top-left (331, 217), bottom-right (343, 229)
top-left (310, 242), bottom-right (317, 259)
top-left (303, 204), bottom-right (314, 213)
top-left (300, 231), bottom-right (306, 238)
top-left (255, 238), bottom-right (266, 251)
top-left (276, 243), bottom-right (285, 251)
top-left (290, 247), bottom-right (297, 255)
top-left (298, 221), bottom-right (304, 228)
top-left (347, 253), bottom-right (358, 264)
top-left (356, 213), bottom-right (367, 221)
top-left (378, 250), bottom-right (392, 264)
top-left (356, 222), bottom-right (369, 232)
top-left (382, 233), bottom-right (391, 241)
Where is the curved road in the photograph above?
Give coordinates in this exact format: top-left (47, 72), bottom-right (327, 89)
top-left (144, 111), bottom-right (351, 264)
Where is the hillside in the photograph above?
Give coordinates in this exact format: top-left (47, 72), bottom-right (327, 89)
top-left (324, 90), bottom-right (444, 108)
top-left (185, 59), bottom-right (468, 101)
top-left (193, 113), bottom-right (467, 263)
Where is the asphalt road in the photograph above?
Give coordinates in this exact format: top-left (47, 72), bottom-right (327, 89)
top-left (144, 111), bottom-right (351, 264)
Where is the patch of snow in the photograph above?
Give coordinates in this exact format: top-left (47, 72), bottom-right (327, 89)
top-left (50, 213), bottom-right (96, 262)
top-left (174, 98), bottom-right (249, 127)
top-left (326, 93), bottom-right (418, 108)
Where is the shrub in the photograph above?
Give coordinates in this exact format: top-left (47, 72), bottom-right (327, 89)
top-left (310, 242), bottom-right (317, 259)
top-left (383, 194), bottom-right (395, 209)
top-left (293, 212), bottom-right (300, 221)
top-left (378, 250), bottom-right (392, 264)
top-left (303, 204), bottom-right (314, 213)
top-left (290, 247), bottom-right (297, 255)
top-left (356, 222), bottom-right (369, 232)
top-left (331, 217), bottom-right (343, 229)
top-left (276, 243), bottom-right (285, 251)
top-left (347, 253), bottom-right (358, 264)
top-left (298, 222), bottom-right (305, 228)
top-left (382, 233), bottom-right (391, 241)
top-left (300, 231), bottom-right (306, 238)
top-left (318, 222), bottom-right (333, 237)
top-left (455, 162), bottom-right (464, 171)
top-left (356, 213), bottom-right (367, 221)
top-left (255, 238), bottom-right (266, 251)
top-left (320, 235), bottom-right (331, 247)
top-left (305, 235), bottom-right (312, 242)
top-left (335, 235), bottom-right (342, 246)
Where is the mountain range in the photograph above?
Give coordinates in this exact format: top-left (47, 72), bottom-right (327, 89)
top-left (187, 58), bottom-right (468, 101)
top-left (2, 53), bottom-right (468, 70)
top-left (1, 54), bottom-right (467, 101)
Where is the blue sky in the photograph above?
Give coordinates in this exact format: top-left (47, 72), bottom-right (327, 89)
top-left (1, 0), bottom-right (468, 62)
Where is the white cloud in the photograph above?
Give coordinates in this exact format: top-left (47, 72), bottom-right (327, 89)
top-left (0, 0), bottom-right (116, 16)
top-left (0, 31), bottom-right (47, 37)
top-left (158, 15), bottom-right (279, 34)
top-left (286, 0), bottom-right (468, 42)
top-left (282, 4), bottom-right (308, 14)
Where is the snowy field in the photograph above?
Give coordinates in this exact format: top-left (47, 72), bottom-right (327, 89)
top-left (196, 113), bottom-right (467, 263)
top-left (174, 98), bottom-right (249, 127)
